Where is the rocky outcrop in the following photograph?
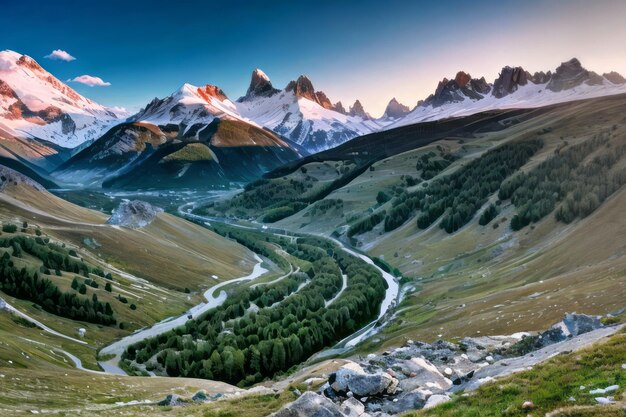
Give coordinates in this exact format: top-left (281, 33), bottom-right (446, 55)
top-left (286, 75), bottom-right (318, 102)
top-left (492, 66), bottom-right (531, 98)
top-left (561, 312), bottom-right (603, 336)
top-left (603, 71), bottom-right (626, 84)
top-left (422, 71), bottom-right (491, 107)
top-left (0, 165), bottom-right (46, 192)
top-left (315, 91), bottom-right (334, 110)
top-left (240, 69), bottom-right (279, 101)
top-left (285, 75), bottom-right (340, 111)
top-left (530, 70), bottom-right (552, 84)
top-left (349, 100), bottom-right (369, 119)
top-left (547, 58), bottom-right (591, 92)
top-left (332, 101), bottom-right (347, 114)
top-left (383, 98), bottom-right (410, 119)
top-left (270, 312), bottom-right (619, 416)
top-left (329, 362), bottom-right (399, 397)
top-left (107, 200), bottom-right (163, 228)
top-left (271, 391), bottom-right (392, 417)
top-left (196, 84), bottom-right (229, 102)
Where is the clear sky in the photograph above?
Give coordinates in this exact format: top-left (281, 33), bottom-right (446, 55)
top-left (3, 0), bottom-right (626, 116)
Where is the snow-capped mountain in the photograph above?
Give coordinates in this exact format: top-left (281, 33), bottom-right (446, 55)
top-left (129, 82), bottom-right (245, 133)
top-left (0, 50), bottom-right (126, 149)
top-left (236, 72), bottom-right (387, 152)
top-left (129, 70), bottom-right (389, 153)
top-left (387, 58), bottom-right (626, 129)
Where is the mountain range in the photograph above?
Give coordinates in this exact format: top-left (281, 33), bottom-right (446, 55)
top-left (1, 49), bottom-right (626, 189)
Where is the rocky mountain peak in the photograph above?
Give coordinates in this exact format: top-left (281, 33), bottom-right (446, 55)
top-left (547, 58), bottom-right (590, 92)
top-left (530, 71), bottom-right (552, 84)
top-left (241, 68), bottom-right (279, 100)
top-left (492, 66), bottom-right (530, 98)
top-left (314, 91), bottom-right (333, 110)
top-left (384, 97), bottom-right (411, 119)
top-left (603, 71), bottom-right (626, 84)
top-left (332, 101), bottom-right (346, 114)
top-left (196, 84), bottom-right (228, 102)
top-left (16, 54), bottom-right (44, 72)
top-left (286, 75), bottom-right (317, 102)
top-left (454, 71), bottom-right (472, 87)
top-left (424, 73), bottom-right (491, 108)
top-left (349, 99), bottom-right (369, 118)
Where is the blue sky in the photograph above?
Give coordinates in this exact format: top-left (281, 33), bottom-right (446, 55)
top-left (3, 0), bottom-right (626, 116)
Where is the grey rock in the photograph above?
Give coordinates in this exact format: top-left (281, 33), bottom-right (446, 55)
top-left (423, 394), bottom-right (451, 409)
top-left (383, 98), bottom-right (411, 119)
top-left (330, 362), bottom-right (398, 397)
top-left (272, 391), bottom-right (386, 417)
top-left (381, 389), bottom-right (431, 414)
top-left (492, 66), bottom-right (530, 98)
top-left (562, 313), bottom-right (603, 337)
top-left (107, 200), bottom-right (163, 228)
top-left (603, 71), bottom-right (626, 84)
top-left (341, 397), bottom-right (365, 416)
top-left (547, 58), bottom-right (590, 92)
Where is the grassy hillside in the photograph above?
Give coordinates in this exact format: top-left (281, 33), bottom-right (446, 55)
top-left (199, 93), bottom-right (626, 351)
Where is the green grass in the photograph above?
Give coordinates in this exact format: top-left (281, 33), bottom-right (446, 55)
top-left (163, 143), bottom-right (214, 162)
top-left (409, 329), bottom-right (626, 417)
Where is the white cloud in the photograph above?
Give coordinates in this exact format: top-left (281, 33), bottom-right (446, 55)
top-left (44, 49), bottom-right (76, 62)
top-left (68, 75), bottom-right (111, 87)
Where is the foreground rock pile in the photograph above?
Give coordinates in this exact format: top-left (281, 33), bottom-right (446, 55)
top-left (271, 313), bottom-right (613, 416)
top-left (107, 200), bottom-right (163, 228)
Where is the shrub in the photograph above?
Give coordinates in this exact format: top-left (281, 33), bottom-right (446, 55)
top-left (2, 224), bottom-right (17, 233)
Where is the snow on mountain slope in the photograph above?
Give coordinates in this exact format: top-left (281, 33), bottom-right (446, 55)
top-left (0, 50), bottom-right (126, 148)
top-left (388, 79), bottom-right (626, 129)
top-left (387, 59), bottom-right (626, 130)
top-left (236, 72), bottom-right (388, 152)
top-left (130, 71), bottom-right (388, 153)
top-left (132, 83), bottom-right (243, 128)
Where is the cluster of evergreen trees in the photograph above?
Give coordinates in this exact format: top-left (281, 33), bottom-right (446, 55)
top-left (499, 135), bottom-right (626, 229)
top-left (122, 235), bottom-right (386, 386)
top-left (262, 202), bottom-right (308, 223)
top-left (0, 235), bottom-right (102, 278)
top-left (478, 204), bottom-right (499, 226)
top-left (415, 151), bottom-right (457, 180)
top-left (347, 211), bottom-right (386, 237)
top-left (0, 235), bottom-right (116, 325)
top-left (384, 140), bottom-right (543, 233)
top-left (0, 252), bottom-right (115, 325)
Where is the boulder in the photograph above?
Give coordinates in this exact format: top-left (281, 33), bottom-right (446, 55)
top-left (562, 313), bottom-right (603, 337)
top-left (381, 388), bottom-right (431, 414)
top-left (107, 200), bottom-right (163, 228)
top-left (272, 391), bottom-right (390, 417)
top-left (330, 362), bottom-right (398, 397)
top-left (341, 397), bottom-right (365, 417)
top-left (423, 394), bottom-right (451, 409)
top-left (330, 362), bottom-right (366, 392)
top-left (397, 358), bottom-right (452, 392)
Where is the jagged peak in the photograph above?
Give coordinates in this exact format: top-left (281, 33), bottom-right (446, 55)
top-left (454, 71), bottom-right (472, 87)
top-left (196, 84), bottom-right (228, 102)
top-left (384, 97), bottom-right (410, 119)
top-left (286, 75), bottom-right (317, 101)
top-left (332, 101), bottom-right (346, 114)
top-left (240, 68), bottom-right (279, 101)
top-left (603, 71), bottom-right (626, 84)
top-left (349, 99), bottom-right (369, 119)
